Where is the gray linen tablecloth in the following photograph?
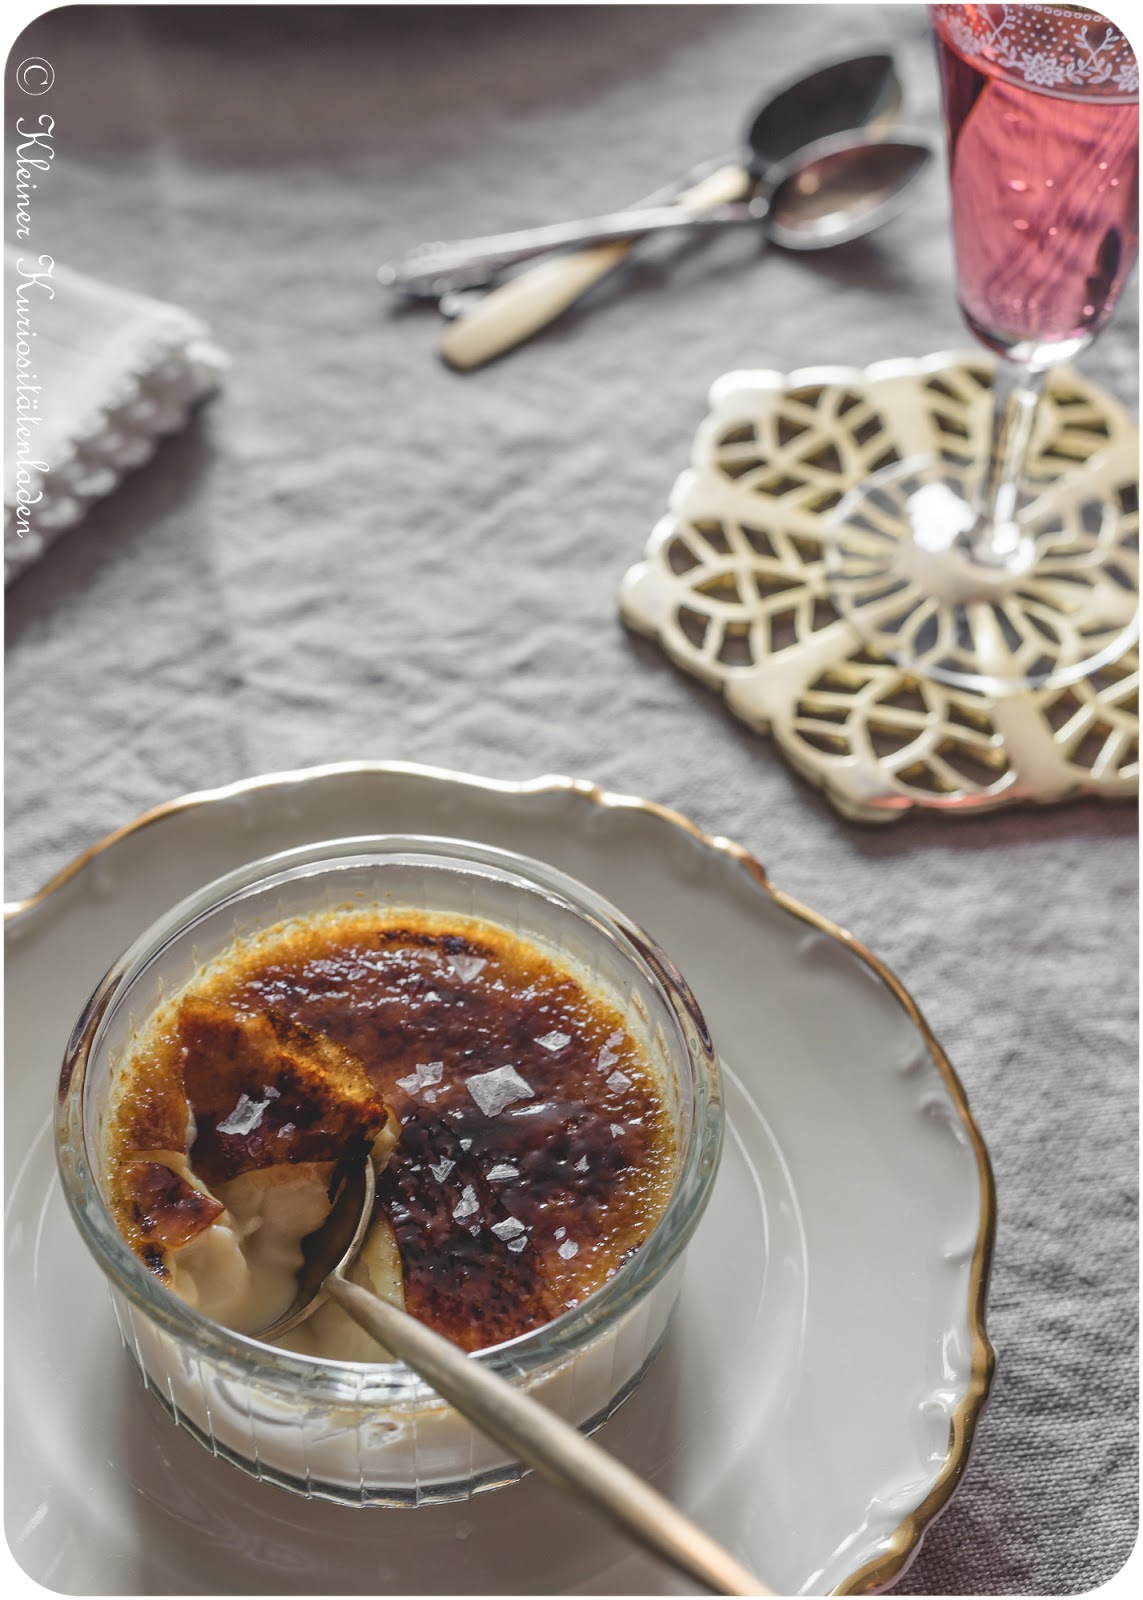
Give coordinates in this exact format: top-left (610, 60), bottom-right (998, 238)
top-left (5, 5), bottom-right (1138, 1593)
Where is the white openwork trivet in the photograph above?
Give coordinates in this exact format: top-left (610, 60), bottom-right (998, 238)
top-left (621, 352), bottom-right (1139, 823)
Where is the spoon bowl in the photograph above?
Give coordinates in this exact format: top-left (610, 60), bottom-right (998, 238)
top-left (746, 48), bottom-right (902, 171)
top-left (260, 1144), bottom-right (377, 1341)
top-left (766, 130), bottom-right (933, 249)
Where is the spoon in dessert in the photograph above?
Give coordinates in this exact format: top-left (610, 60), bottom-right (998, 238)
top-left (260, 1151), bottom-right (773, 1598)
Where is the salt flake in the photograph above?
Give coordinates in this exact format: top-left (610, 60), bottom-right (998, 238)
top-left (491, 1217), bottom-right (526, 1241)
top-left (536, 1030), bottom-right (570, 1053)
top-left (554, 1226), bottom-right (566, 1241)
top-left (610, 1123), bottom-right (624, 1138)
top-left (606, 1070), bottom-right (633, 1094)
top-left (216, 1092), bottom-right (271, 1136)
top-left (466, 1065), bottom-right (534, 1118)
top-left (450, 954), bottom-right (487, 983)
top-left (428, 1157), bottom-right (455, 1182)
top-left (452, 1186), bottom-right (479, 1222)
top-left (573, 1155), bottom-right (589, 1173)
top-left (487, 1162), bottom-right (519, 1181)
top-left (459, 1138), bottom-right (473, 1152)
top-left (597, 1045), bottom-right (619, 1070)
top-left (558, 1239), bottom-right (580, 1260)
top-left (506, 1235), bottom-right (528, 1253)
top-left (397, 1060), bottom-right (445, 1095)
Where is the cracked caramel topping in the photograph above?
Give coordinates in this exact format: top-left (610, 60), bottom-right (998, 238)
top-left (106, 908), bottom-right (676, 1351)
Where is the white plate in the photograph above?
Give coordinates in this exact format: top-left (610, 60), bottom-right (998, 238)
top-left (4, 764), bottom-right (995, 1595)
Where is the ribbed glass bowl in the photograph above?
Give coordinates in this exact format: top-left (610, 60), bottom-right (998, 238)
top-left (55, 835), bottom-right (723, 1504)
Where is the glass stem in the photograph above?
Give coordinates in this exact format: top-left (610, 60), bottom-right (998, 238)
top-left (968, 359), bottom-right (1048, 565)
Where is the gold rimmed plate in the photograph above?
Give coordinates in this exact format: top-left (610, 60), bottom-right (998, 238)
top-left (5, 762), bottom-right (995, 1593)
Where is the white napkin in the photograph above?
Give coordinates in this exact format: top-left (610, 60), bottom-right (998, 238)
top-left (6, 249), bottom-right (226, 583)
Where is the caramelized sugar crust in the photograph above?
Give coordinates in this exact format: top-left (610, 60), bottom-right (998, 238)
top-left (123, 1160), bottom-right (224, 1253)
top-left (106, 910), bottom-right (676, 1350)
top-left (178, 1000), bottom-right (392, 1187)
top-left (110, 1000), bottom-right (394, 1275)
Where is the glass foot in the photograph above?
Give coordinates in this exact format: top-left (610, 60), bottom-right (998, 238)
top-left (826, 456), bottom-right (1140, 696)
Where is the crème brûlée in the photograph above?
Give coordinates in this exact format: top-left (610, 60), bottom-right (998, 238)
top-left (104, 908), bottom-right (678, 1361)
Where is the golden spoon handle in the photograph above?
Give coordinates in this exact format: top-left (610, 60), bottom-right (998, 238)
top-left (327, 1273), bottom-right (772, 1596)
top-left (438, 162), bottom-right (752, 371)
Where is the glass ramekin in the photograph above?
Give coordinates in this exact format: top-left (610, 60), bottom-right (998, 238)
top-left (55, 835), bottom-right (722, 1505)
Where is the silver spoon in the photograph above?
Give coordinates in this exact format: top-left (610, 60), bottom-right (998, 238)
top-left (434, 51), bottom-right (905, 365)
top-left (379, 131), bottom-right (931, 296)
top-left (408, 49), bottom-right (903, 310)
top-left (432, 48), bottom-right (902, 322)
top-left (260, 1151), bottom-right (772, 1598)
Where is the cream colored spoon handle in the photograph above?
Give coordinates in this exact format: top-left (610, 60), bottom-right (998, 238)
top-left (326, 1274), bottom-right (771, 1596)
top-left (439, 162), bottom-right (753, 371)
